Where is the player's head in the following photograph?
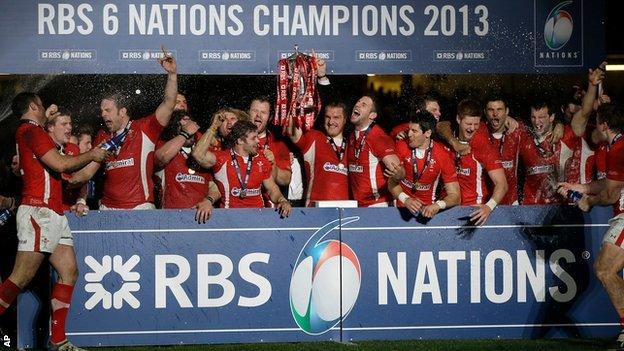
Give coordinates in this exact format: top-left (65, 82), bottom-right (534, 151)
top-left (12, 92), bottom-right (45, 122)
top-left (175, 92), bottom-right (188, 111)
top-left (228, 120), bottom-right (259, 156)
top-left (529, 100), bottom-right (556, 137)
top-left (249, 97), bottom-right (271, 134)
top-left (596, 103), bottom-right (624, 140)
top-left (351, 95), bottom-right (378, 128)
top-left (213, 108), bottom-right (250, 138)
top-left (46, 107), bottom-right (73, 145)
top-left (324, 102), bottom-right (347, 138)
top-left (484, 96), bottom-right (509, 133)
top-left (164, 109), bottom-right (196, 147)
top-left (414, 95), bottom-right (441, 120)
top-left (456, 99), bottom-right (482, 142)
top-left (74, 124), bottom-right (94, 153)
top-left (11, 154), bottom-right (20, 176)
top-left (100, 92), bottom-right (130, 133)
top-left (408, 111), bottom-right (436, 149)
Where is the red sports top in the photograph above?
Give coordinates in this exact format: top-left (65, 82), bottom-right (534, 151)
top-left (61, 142), bottom-right (81, 212)
top-left (16, 120), bottom-right (64, 214)
top-left (395, 140), bottom-right (457, 206)
top-left (294, 130), bottom-right (349, 206)
top-left (94, 114), bottom-right (163, 208)
top-left (473, 122), bottom-right (522, 205)
top-left (212, 150), bottom-right (272, 208)
top-left (455, 133), bottom-right (503, 205)
top-left (157, 141), bottom-right (212, 209)
top-left (606, 135), bottom-right (624, 216)
top-left (347, 124), bottom-right (396, 207)
top-left (519, 125), bottom-right (577, 204)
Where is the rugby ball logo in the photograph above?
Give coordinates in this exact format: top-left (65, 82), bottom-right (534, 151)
top-left (544, 1), bottom-right (573, 50)
top-left (289, 216), bottom-right (361, 335)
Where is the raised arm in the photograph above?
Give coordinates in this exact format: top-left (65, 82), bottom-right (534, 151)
top-left (571, 61), bottom-right (607, 137)
top-left (191, 114), bottom-right (224, 169)
top-left (155, 119), bottom-right (199, 169)
top-left (155, 47), bottom-right (178, 127)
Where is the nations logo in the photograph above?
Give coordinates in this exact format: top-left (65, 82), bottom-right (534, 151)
top-left (289, 217), bottom-right (361, 335)
top-left (534, 0), bottom-right (582, 67)
top-left (544, 1), bottom-right (573, 50)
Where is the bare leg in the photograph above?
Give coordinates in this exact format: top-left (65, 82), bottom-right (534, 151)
top-left (7, 251), bottom-right (46, 288)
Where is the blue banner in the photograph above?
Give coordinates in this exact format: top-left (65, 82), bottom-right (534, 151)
top-left (0, 0), bottom-right (604, 74)
top-left (17, 206), bottom-right (619, 348)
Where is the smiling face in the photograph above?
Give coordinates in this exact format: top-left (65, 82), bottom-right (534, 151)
top-left (175, 93), bottom-right (188, 111)
top-left (457, 115), bottom-right (481, 141)
top-left (324, 106), bottom-right (346, 138)
top-left (530, 107), bottom-right (555, 137)
top-left (219, 111), bottom-right (239, 137)
top-left (48, 115), bottom-right (72, 145)
top-left (485, 100), bottom-right (509, 133)
top-left (239, 130), bottom-right (260, 156)
top-left (100, 98), bottom-right (127, 133)
top-left (249, 100), bottom-right (271, 134)
top-left (351, 96), bottom-right (376, 128)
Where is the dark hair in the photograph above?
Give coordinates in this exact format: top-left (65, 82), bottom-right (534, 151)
top-left (74, 124), bottom-right (94, 139)
top-left (457, 99), bottom-right (481, 119)
top-left (362, 95), bottom-right (378, 113)
top-left (596, 103), bottom-right (624, 134)
top-left (409, 111), bottom-right (437, 134)
top-left (162, 109), bottom-right (191, 141)
top-left (484, 94), bottom-right (508, 109)
top-left (225, 120), bottom-right (257, 149)
top-left (251, 96), bottom-right (272, 106)
top-left (11, 92), bottom-right (39, 117)
top-left (413, 95), bottom-right (438, 113)
top-left (530, 100), bottom-right (554, 116)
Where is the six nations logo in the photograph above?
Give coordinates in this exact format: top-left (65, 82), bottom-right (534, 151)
top-left (289, 217), bottom-right (361, 335)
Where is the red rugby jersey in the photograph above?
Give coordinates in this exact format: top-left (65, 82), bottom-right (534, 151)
top-left (212, 150), bottom-right (272, 208)
top-left (94, 114), bottom-right (163, 208)
top-left (16, 120), bottom-right (63, 214)
top-left (347, 124), bottom-right (396, 207)
top-left (295, 129), bottom-right (349, 206)
top-left (395, 140), bottom-right (457, 206)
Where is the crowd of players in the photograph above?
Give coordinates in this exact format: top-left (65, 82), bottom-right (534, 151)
top-left (2, 50), bottom-right (624, 349)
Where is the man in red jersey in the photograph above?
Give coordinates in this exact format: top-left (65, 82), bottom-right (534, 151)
top-left (285, 102), bottom-right (349, 206)
top-left (347, 95), bottom-right (404, 207)
top-left (390, 95), bottom-right (442, 140)
top-left (0, 93), bottom-right (107, 351)
top-left (453, 99), bottom-right (508, 225)
top-left (192, 120), bottom-right (291, 216)
top-left (388, 111), bottom-right (460, 217)
top-left (70, 48), bottom-right (178, 209)
top-left (45, 108), bottom-right (89, 217)
top-left (248, 97), bottom-right (292, 187)
top-left (558, 103), bottom-right (624, 350)
top-left (480, 96), bottom-right (523, 205)
top-left (154, 109), bottom-right (221, 223)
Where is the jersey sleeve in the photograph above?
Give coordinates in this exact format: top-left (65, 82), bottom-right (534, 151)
top-left (26, 127), bottom-right (56, 158)
top-left (258, 155), bottom-right (273, 181)
top-left (369, 127), bottom-right (396, 159)
top-left (390, 123), bottom-right (409, 139)
top-left (561, 124), bottom-right (580, 149)
top-left (139, 114), bottom-right (165, 143)
top-left (607, 145), bottom-right (624, 182)
top-left (473, 137), bottom-right (502, 171)
top-left (212, 150), bottom-right (228, 173)
top-left (394, 140), bottom-right (411, 166)
top-left (294, 130), bottom-right (317, 153)
top-left (438, 147), bottom-right (458, 183)
top-left (271, 140), bottom-right (292, 172)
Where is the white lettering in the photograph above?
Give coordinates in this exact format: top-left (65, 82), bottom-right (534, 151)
top-left (378, 252), bottom-right (406, 305)
top-left (155, 255), bottom-right (192, 308)
top-left (237, 253), bottom-right (272, 307)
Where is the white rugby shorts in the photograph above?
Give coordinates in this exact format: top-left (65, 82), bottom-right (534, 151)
top-left (603, 213), bottom-right (624, 248)
top-left (16, 205), bottom-right (72, 253)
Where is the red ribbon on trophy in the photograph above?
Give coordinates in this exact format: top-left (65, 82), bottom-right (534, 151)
top-left (275, 46), bottom-right (322, 133)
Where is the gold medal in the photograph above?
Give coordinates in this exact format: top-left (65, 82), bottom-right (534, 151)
top-left (239, 189), bottom-right (247, 199)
